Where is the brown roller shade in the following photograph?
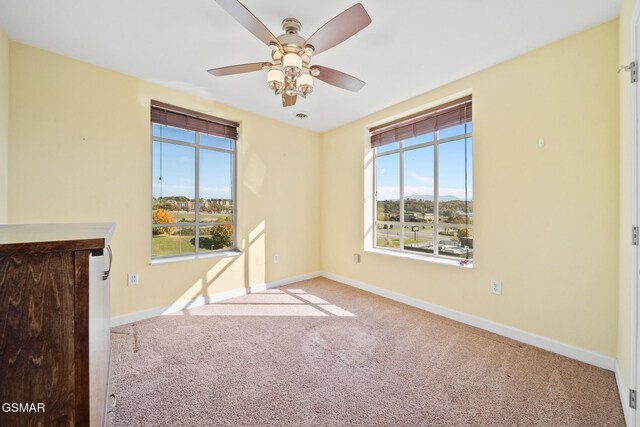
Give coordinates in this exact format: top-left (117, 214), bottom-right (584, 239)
top-left (151, 100), bottom-right (239, 141)
top-left (370, 96), bottom-right (472, 148)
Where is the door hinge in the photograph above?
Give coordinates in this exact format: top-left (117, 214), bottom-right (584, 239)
top-left (630, 389), bottom-right (637, 409)
top-left (633, 226), bottom-right (639, 246)
top-left (620, 62), bottom-right (638, 83)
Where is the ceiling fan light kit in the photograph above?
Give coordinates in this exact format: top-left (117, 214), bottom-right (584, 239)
top-left (209, 0), bottom-right (371, 107)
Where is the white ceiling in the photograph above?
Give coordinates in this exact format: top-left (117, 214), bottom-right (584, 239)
top-left (0, 0), bottom-right (620, 132)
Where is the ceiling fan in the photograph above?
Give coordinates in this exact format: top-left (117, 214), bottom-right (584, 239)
top-left (208, 0), bottom-right (372, 107)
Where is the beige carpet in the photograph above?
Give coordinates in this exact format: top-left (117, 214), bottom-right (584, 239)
top-left (110, 277), bottom-right (624, 426)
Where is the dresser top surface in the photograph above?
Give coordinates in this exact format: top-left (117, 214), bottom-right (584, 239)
top-left (0, 223), bottom-right (115, 255)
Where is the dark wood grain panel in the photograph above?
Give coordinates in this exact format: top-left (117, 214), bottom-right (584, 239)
top-left (0, 252), bottom-right (76, 426)
top-left (0, 225), bottom-right (114, 427)
top-left (74, 251), bottom-right (90, 426)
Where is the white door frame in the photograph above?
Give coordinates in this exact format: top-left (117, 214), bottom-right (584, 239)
top-left (633, 1), bottom-right (640, 426)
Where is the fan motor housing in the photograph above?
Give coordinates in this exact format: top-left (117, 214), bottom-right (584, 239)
top-left (275, 18), bottom-right (309, 65)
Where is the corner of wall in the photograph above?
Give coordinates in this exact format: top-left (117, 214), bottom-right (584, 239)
top-left (0, 27), bottom-right (8, 224)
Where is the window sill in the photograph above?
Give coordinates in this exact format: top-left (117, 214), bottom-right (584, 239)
top-left (364, 248), bottom-right (473, 269)
top-left (150, 249), bottom-right (241, 265)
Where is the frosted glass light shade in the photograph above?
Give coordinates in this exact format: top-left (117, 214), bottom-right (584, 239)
top-left (267, 69), bottom-right (284, 92)
top-left (283, 53), bottom-right (302, 77)
top-left (296, 73), bottom-right (313, 88)
top-left (296, 73), bottom-right (314, 96)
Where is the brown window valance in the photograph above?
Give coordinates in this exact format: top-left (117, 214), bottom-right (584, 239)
top-left (370, 96), bottom-right (472, 148)
top-left (151, 100), bottom-right (239, 141)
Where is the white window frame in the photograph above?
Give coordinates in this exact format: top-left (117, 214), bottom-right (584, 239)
top-left (372, 124), bottom-right (473, 264)
top-left (150, 124), bottom-right (237, 261)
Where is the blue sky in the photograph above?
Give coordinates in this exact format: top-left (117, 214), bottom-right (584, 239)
top-left (152, 125), bottom-right (233, 200)
top-left (151, 124), bottom-right (470, 202)
top-left (376, 126), bottom-right (473, 201)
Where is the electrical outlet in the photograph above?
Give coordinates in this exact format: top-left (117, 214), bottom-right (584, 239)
top-left (274, 254), bottom-right (279, 264)
top-left (127, 272), bottom-right (139, 287)
top-left (353, 253), bottom-right (361, 263)
top-left (490, 279), bottom-right (502, 295)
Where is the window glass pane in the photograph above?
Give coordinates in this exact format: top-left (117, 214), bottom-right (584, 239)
top-left (403, 224), bottom-right (434, 254)
top-left (438, 124), bottom-right (466, 139)
top-left (151, 225), bottom-right (196, 257)
top-left (371, 103), bottom-right (472, 261)
top-left (152, 141), bottom-right (196, 223)
top-left (375, 141), bottom-right (400, 154)
top-left (376, 153), bottom-right (400, 221)
top-left (198, 225), bottom-right (233, 252)
top-left (199, 149), bottom-right (233, 224)
top-left (375, 222), bottom-right (401, 249)
top-left (403, 145), bottom-right (434, 223)
top-left (152, 123), bottom-right (196, 143)
top-left (438, 138), bottom-right (472, 224)
top-left (201, 133), bottom-right (233, 150)
top-left (465, 137), bottom-right (473, 223)
top-left (404, 132), bottom-right (434, 148)
top-left (437, 226), bottom-right (473, 260)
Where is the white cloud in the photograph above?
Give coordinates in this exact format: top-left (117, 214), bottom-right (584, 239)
top-left (409, 172), bottom-right (433, 184)
top-left (376, 185), bottom-right (401, 201)
top-left (377, 185), bottom-right (473, 201)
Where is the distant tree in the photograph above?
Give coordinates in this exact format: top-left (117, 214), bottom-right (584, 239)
top-left (448, 215), bottom-right (467, 224)
top-left (441, 210), bottom-right (454, 222)
top-left (210, 225), bottom-right (232, 249)
top-left (383, 224), bottom-right (388, 230)
top-left (177, 219), bottom-right (195, 236)
top-left (457, 228), bottom-right (471, 238)
top-left (152, 209), bottom-right (176, 235)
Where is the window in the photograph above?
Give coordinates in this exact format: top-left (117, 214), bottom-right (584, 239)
top-left (150, 101), bottom-right (238, 259)
top-left (371, 97), bottom-right (473, 264)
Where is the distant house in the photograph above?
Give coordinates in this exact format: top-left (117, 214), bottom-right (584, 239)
top-left (210, 199), bottom-right (232, 207)
top-left (405, 212), bottom-right (419, 221)
top-left (176, 200), bottom-right (193, 210)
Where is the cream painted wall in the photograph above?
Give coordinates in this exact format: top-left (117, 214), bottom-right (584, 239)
top-left (4, 19), bottom-right (622, 360)
top-left (321, 21), bottom-right (619, 356)
top-left (0, 28), bottom-right (8, 223)
top-left (618, 0), bottom-right (635, 400)
top-left (8, 42), bottom-right (321, 317)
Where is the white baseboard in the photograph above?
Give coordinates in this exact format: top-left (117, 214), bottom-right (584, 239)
top-left (111, 269), bottom-right (616, 373)
top-left (110, 271), bottom-right (321, 327)
top-left (615, 361), bottom-right (632, 427)
top-left (321, 271), bottom-right (616, 372)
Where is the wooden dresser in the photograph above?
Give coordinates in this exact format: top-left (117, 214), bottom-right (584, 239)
top-left (0, 224), bottom-right (115, 426)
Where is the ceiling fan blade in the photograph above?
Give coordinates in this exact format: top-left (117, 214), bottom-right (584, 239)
top-left (304, 3), bottom-right (371, 55)
top-left (208, 62), bottom-right (269, 76)
top-left (282, 93), bottom-right (297, 107)
top-left (311, 65), bottom-right (365, 92)
top-left (214, 0), bottom-right (281, 48)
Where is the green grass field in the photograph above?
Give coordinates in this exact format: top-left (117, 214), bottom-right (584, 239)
top-left (152, 233), bottom-right (232, 257)
top-left (152, 235), bottom-right (197, 257)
